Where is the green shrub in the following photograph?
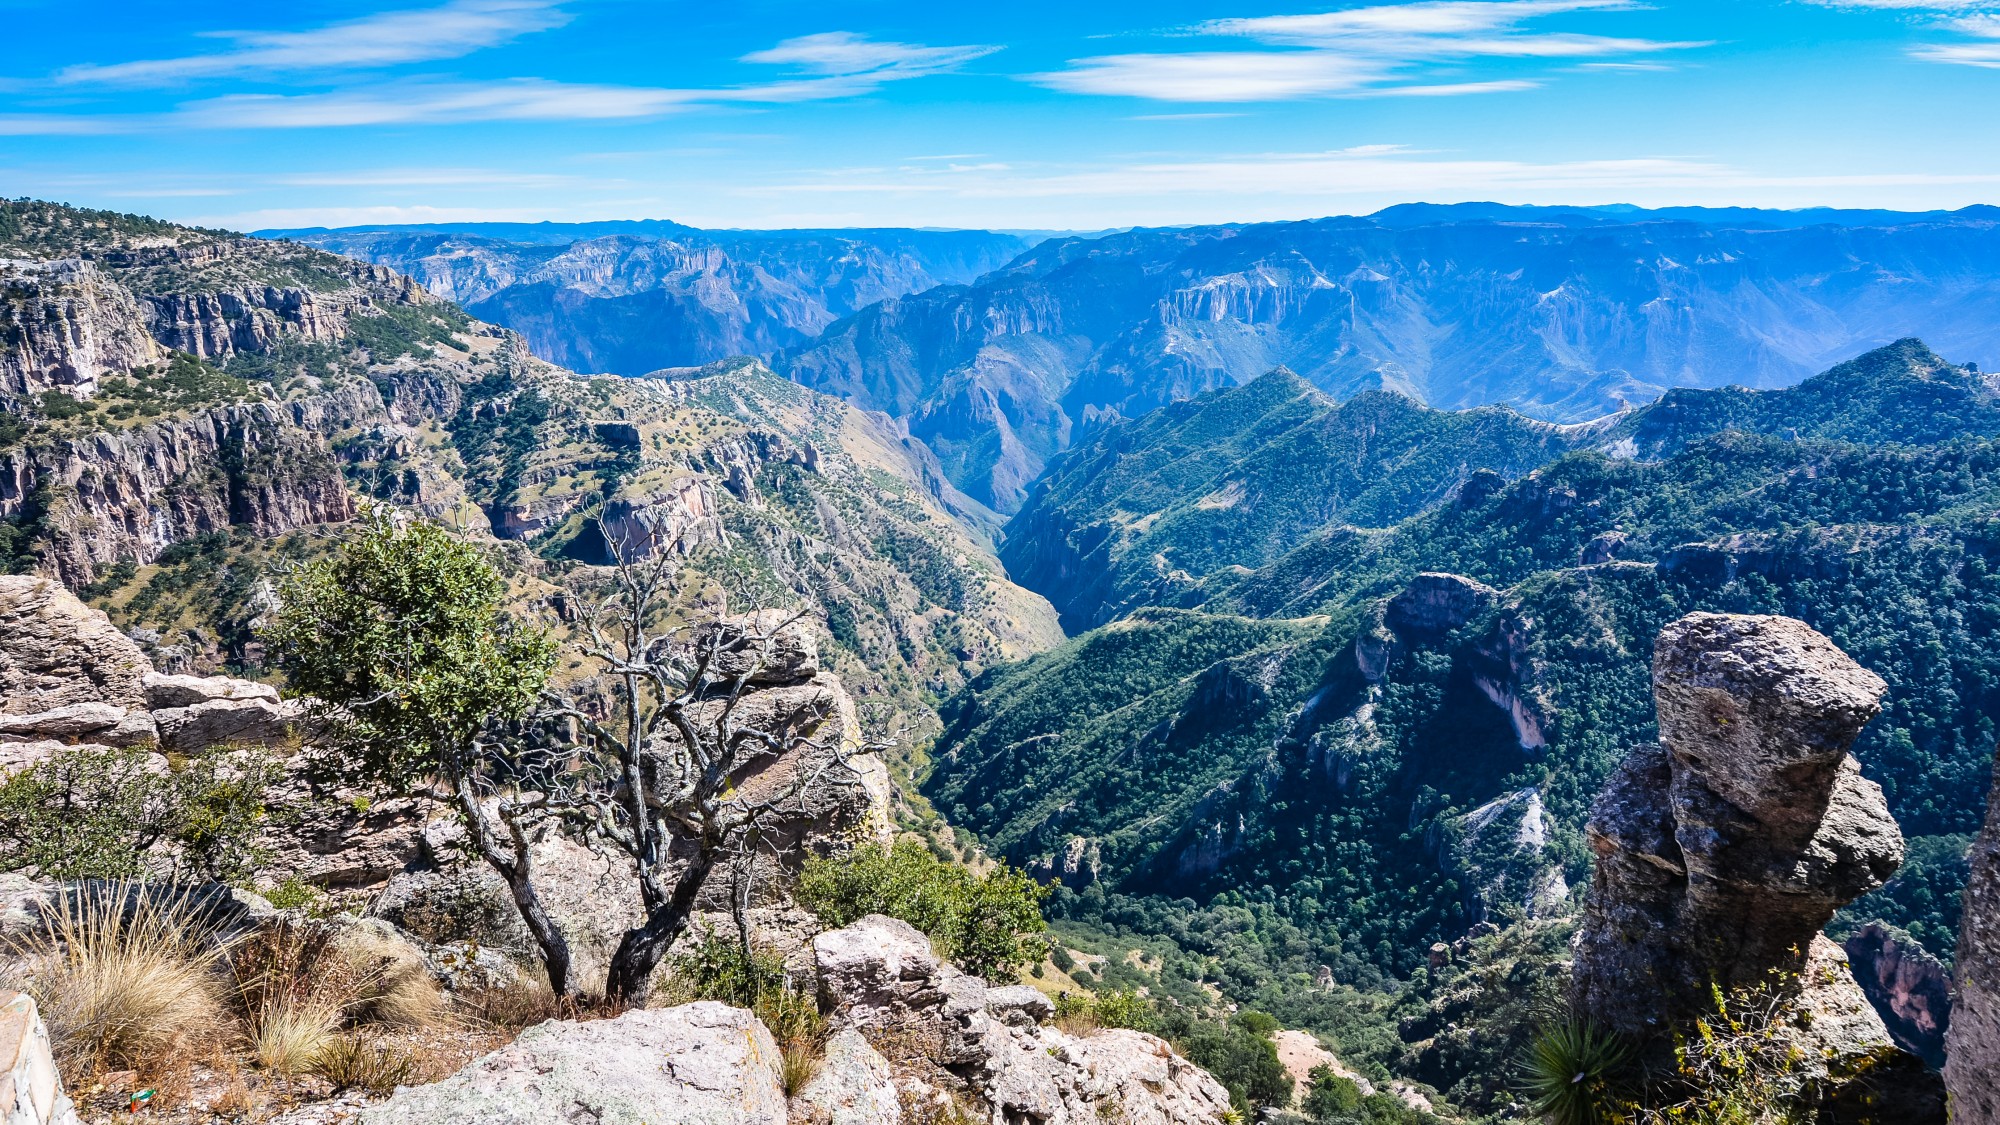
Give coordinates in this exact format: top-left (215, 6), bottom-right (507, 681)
top-left (796, 837), bottom-right (1049, 979)
top-left (0, 745), bottom-right (277, 880)
top-left (1519, 1019), bottom-right (1634, 1125)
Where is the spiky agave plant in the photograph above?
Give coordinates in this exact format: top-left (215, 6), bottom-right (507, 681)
top-left (1521, 1019), bottom-right (1635, 1125)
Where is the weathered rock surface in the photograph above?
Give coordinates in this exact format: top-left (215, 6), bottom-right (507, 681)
top-left (1845, 922), bottom-right (1950, 1068)
top-left (1948, 746), bottom-right (2000, 1122)
top-left (1385, 572), bottom-right (1497, 636)
top-left (0, 992), bottom-right (81, 1125)
top-left (152, 696), bottom-right (299, 752)
top-left (796, 1029), bottom-right (901, 1125)
top-left (359, 1002), bottom-right (787, 1125)
top-left (0, 577), bottom-right (151, 717)
top-left (812, 914), bottom-right (1233, 1125)
top-left (1571, 613), bottom-right (1936, 1114)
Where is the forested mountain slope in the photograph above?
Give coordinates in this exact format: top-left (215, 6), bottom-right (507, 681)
top-left (927, 340), bottom-right (2000, 1017)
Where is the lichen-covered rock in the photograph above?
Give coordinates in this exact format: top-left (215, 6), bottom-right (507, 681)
top-left (812, 915), bottom-right (1233, 1125)
top-left (141, 671), bottom-right (280, 709)
top-left (1571, 613), bottom-right (1936, 1114)
top-left (1948, 746), bottom-right (2000, 1122)
top-left (358, 1002), bottom-right (786, 1125)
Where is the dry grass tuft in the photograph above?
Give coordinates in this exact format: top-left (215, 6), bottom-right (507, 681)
top-left (230, 919), bottom-right (364, 1074)
top-left (13, 882), bottom-right (230, 1079)
top-left (332, 925), bottom-right (446, 1028)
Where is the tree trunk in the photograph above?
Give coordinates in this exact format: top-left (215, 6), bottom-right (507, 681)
top-left (453, 779), bottom-right (579, 999)
top-left (605, 840), bottom-right (719, 1003)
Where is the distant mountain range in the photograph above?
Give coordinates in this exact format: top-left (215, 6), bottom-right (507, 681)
top-left (264, 223), bottom-right (1041, 378)
top-left (276, 205), bottom-right (2000, 513)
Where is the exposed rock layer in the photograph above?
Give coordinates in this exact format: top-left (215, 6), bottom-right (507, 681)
top-left (1948, 746), bottom-right (2000, 1121)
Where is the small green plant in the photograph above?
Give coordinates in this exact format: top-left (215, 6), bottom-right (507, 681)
top-left (310, 1033), bottom-right (420, 1093)
top-left (797, 837), bottom-right (1049, 978)
top-left (1520, 1018), bottom-right (1634, 1125)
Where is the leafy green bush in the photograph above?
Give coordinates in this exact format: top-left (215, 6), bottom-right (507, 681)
top-left (0, 745), bottom-right (278, 880)
top-left (796, 837), bottom-right (1049, 979)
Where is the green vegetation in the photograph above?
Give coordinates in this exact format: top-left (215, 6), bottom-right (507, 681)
top-left (344, 302), bottom-right (471, 361)
top-left (1519, 1022), bottom-right (1633, 1125)
top-left (267, 512), bottom-right (557, 796)
top-left (0, 745), bottom-right (278, 881)
top-left (796, 837), bottom-right (1050, 979)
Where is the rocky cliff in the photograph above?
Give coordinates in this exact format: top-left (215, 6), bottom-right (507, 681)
top-left (1571, 612), bottom-right (1935, 1113)
top-left (1948, 747), bottom-right (2000, 1121)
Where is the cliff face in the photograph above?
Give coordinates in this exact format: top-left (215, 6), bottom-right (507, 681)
top-left (1948, 748), bottom-right (2000, 1120)
top-left (1571, 612), bottom-right (1935, 1112)
top-left (1, 386), bottom-right (378, 584)
top-left (0, 260), bottom-right (162, 398)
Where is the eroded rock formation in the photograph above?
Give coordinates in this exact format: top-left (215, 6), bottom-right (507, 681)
top-left (813, 914), bottom-right (1234, 1124)
top-left (1844, 922), bottom-right (1950, 1067)
top-left (1571, 612), bottom-right (1936, 1113)
top-left (1947, 746), bottom-right (2000, 1121)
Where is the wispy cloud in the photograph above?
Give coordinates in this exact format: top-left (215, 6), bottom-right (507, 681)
top-left (741, 31), bottom-right (998, 78)
top-left (1811, 0), bottom-right (2000, 67)
top-left (1033, 0), bottom-right (1706, 102)
top-left (57, 0), bottom-right (571, 85)
top-left (40, 31), bottom-right (997, 131)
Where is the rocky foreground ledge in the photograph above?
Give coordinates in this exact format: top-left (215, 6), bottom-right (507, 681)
top-left (358, 915), bottom-right (1229, 1125)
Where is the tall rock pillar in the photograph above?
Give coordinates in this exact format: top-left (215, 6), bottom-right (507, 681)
top-left (1571, 613), bottom-right (1937, 1117)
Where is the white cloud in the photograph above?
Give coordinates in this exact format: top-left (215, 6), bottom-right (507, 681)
top-left (1365, 79), bottom-right (1543, 94)
top-left (741, 31), bottom-right (998, 77)
top-left (0, 114), bottom-right (126, 134)
top-left (1038, 51), bottom-right (1390, 100)
top-left (1033, 0), bottom-right (1706, 102)
top-left (57, 0), bottom-right (571, 85)
top-left (1801, 1), bottom-right (1996, 8)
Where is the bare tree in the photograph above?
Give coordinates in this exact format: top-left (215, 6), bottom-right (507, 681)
top-left (537, 527), bottom-right (878, 1003)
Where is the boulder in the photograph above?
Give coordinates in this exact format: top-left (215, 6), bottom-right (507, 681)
top-left (0, 992), bottom-right (81, 1125)
top-left (796, 1029), bottom-right (900, 1125)
top-left (141, 671), bottom-right (279, 709)
top-left (0, 576), bottom-right (151, 716)
top-left (0, 702), bottom-right (155, 748)
top-left (812, 915), bottom-right (1232, 1125)
top-left (1948, 746), bottom-right (2000, 1122)
top-left (1571, 613), bottom-right (1937, 1113)
top-left (693, 609), bottom-right (820, 686)
top-left (153, 696), bottom-right (298, 752)
top-left (358, 1002), bottom-right (786, 1125)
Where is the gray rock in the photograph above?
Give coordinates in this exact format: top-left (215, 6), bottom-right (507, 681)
top-left (1384, 572), bottom-right (1498, 636)
top-left (0, 576), bottom-right (152, 715)
top-left (358, 1002), bottom-right (786, 1125)
top-left (1571, 613), bottom-right (1937, 1114)
top-left (693, 609), bottom-right (820, 686)
top-left (796, 1029), bottom-right (900, 1125)
top-left (141, 671), bottom-right (280, 709)
top-left (0, 703), bottom-right (155, 748)
top-left (0, 991), bottom-right (82, 1125)
top-left (152, 696), bottom-right (299, 752)
top-left (812, 915), bottom-right (1232, 1125)
top-left (1948, 746), bottom-right (2000, 1122)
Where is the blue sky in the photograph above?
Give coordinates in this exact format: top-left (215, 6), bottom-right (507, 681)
top-left (4, 0), bottom-right (2000, 230)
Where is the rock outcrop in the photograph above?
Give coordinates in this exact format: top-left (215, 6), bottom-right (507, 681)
top-left (1948, 746), bottom-right (2000, 1121)
top-left (1844, 922), bottom-right (1950, 1067)
top-left (0, 992), bottom-right (80, 1125)
top-left (1571, 613), bottom-right (1935, 1113)
top-left (0, 260), bottom-right (162, 399)
top-left (359, 1002), bottom-right (787, 1125)
top-left (0, 574), bottom-right (304, 759)
top-left (813, 914), bottom-right (1233, 1124)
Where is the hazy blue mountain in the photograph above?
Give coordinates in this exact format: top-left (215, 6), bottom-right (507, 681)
top-left (782, 210), bottom-right (2000, 510)
top-left (266, 224), bottom-right (1041, 377)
